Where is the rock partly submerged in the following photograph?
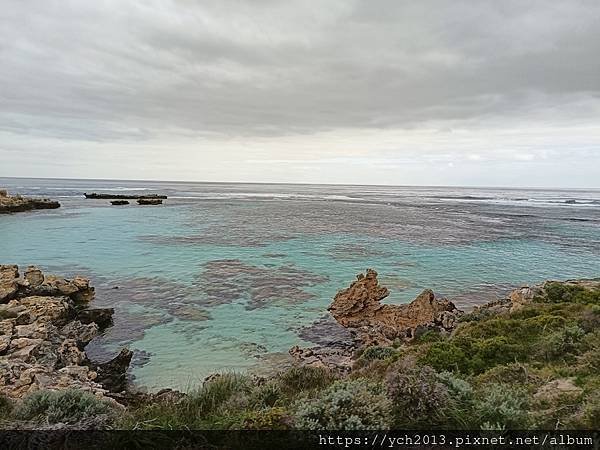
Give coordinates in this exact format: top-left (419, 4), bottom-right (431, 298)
top-left (0, 190), bottom-right (60, 214)
top-left (84, 193), bottom-right (167, 200)
top-left (137, 198), bottom-right (163, 205)
top-left (0, 265), bottom-right (129, 403)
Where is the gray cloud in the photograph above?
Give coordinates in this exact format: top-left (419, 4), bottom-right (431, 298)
top-left (1, 0), bottom-right (600, 140)
top-left (1, 1), bottom-right (599, 186)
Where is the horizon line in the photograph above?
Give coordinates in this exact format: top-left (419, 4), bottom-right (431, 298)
top-left (0, 175), bottom-right (599, 191)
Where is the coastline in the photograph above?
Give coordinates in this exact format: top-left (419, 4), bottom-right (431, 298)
top-left (1, 264), bottom-right (598, 431)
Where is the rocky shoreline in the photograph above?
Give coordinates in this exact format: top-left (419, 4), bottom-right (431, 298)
top-left (1, 264), bottom-right (599, 430)
top-left (0, 190), bottom-right (60, 214)
top-left (0, 265), bottom-right (130, 405)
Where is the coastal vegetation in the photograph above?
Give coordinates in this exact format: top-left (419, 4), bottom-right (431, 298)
top-left (1, 274), bottom-right (598, 430)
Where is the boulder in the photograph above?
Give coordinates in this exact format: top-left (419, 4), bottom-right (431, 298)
top-left (24, 266), bottom-right (44, 287)
top-left (0, 265), bottom-right (19, 303)
top-left (90, 348), bottom-right (133, 393)
top-left (76, 308), bottom-right (114, 329)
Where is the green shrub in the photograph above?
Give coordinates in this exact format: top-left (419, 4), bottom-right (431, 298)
top-left (473, 384), bottom-right (529, 429)
top-left (415, 330), bottom-right (444, 343)
top-left (435, 371), bottom-right (476, 428)
top-left (474, 363), bottom-right (534, 387)
top-left (385, 359), bottom-right (449, 428)
top-left (277, 366), bottom-right (334, 395)
top-left (539, 326), bottom-right (586, 361)
top-left (579, 392), bottom-right (600, 430)
top-left (540, 283), bottom-right (600, 306)
top-left (420, 341), bottom-right (471, 373)
top-left (14, 389), bottom-right (114, 424)
top-left (293, 379), bottom-right (391, 430)
top-left (437, 372), bottom-right (473, 405)
top-left (354, 346), bottom-right (398, 369)
top-left (249, 382), bottom-right (282, 408)
top-left (182, 373), bottom-right (250, 419)
top-left (242, 407), bottom-right (291, 430)
top-left (360, 346), bottom-right (397, 361)
top-left (0, 394), bottom-right (13, 418)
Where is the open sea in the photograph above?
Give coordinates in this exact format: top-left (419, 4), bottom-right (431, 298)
top-left (1, 177), bottom-right (599, 391)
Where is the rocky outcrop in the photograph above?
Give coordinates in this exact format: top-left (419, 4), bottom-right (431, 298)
top-left (328, 269), bottom-right (461, 345)
top-left (110, 200), bottom-right (130, 205)
top-left (0, 265), bottom-right (130, 402)
top-left (0, 190), bottom-right (60, 213)
top-left (85, 193), bottom-right (167, 199)
top-left (137, 198), bottom-right (163, 205)
top-left (473, 278), bottom-right (600, 316)
top-left (0, 265), bottom-right (95, 304)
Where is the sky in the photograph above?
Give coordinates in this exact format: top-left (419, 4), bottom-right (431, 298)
top-left (1, 0), bottom-right (599, 188)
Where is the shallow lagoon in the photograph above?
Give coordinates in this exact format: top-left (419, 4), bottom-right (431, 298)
top-left (1, 178), bottom-right (599, 390)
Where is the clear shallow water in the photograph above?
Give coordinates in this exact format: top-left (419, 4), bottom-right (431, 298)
top-left (1, 177), bottom-right (599, 390)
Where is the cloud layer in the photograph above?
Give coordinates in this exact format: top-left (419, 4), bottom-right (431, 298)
top-left (1, 0), bottom-right (599, 186)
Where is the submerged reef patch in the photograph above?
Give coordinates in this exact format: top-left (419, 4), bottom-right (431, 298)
top-left (195, 259), bottom-right (329, 310)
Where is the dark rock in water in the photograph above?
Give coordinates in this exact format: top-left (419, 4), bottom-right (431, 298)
top-left (110, 200), bottom-right (129, 205)
top-left (76, 308), bottom-right (114, 329)
top-left (0, 190), bottom-right (60, 213)
top-left (137, 198), bottom-right (163, 205)
top-left (297, 314), bottom-right (356, 347)
top-left (89, 348), bottom-right (133, 393)
top-left (84, 193), bottom-right (167, 199)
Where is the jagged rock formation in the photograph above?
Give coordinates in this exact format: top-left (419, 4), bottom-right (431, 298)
top-left (328, 269), bottom-right (461, 345)
top-left (289, 269), bottom-right (462, 371)
top-left (0, 190), bottom-right (60, 213)
top-left (0, 265), bottom-right (128, 402)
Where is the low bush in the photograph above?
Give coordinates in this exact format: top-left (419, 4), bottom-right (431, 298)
top-left (538, 326), bottom-right (585, 361)
top-left (473, 384), bottom-right (529, 429)
top-left (277, 365), bottom-right (334, 396)
top-left (242, 407), bottom-right (291, 430)
top-left (385, 358), bottom-right (449, 428)
top-left (293, 379), bottom-right (391, 430)
top-left (540, 282), bottom-right (600, 306)
top-left (0, 394), bottom-right (13, 418)
top-left (14, 389), bottom-right (114, 424)
top-left (182, 373), bottom-right (250, 419)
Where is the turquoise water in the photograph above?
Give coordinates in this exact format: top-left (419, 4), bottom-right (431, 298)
top-left (1, 178), bottom-right (599, 390)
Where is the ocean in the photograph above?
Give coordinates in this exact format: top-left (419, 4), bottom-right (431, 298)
top-left (1, 177), bottom-right (599, 390)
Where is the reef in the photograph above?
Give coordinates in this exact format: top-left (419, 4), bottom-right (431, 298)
top-left (0, 190), bottom-right (60, 214)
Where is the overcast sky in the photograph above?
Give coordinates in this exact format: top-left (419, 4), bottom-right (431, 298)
top-left (1, 0), bottom-right (599, 187)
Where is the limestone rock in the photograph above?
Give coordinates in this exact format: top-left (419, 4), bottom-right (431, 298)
top-left (0, 192), bottom-right (60, 214)
top-left (0, 265), bottom-right (129, 403)
top-left (24, 266), bottom-right (44, 287)
top-left (328, 269), bottom-right (460, 344)
top-left (0, 265), bottom-right (19, 303)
